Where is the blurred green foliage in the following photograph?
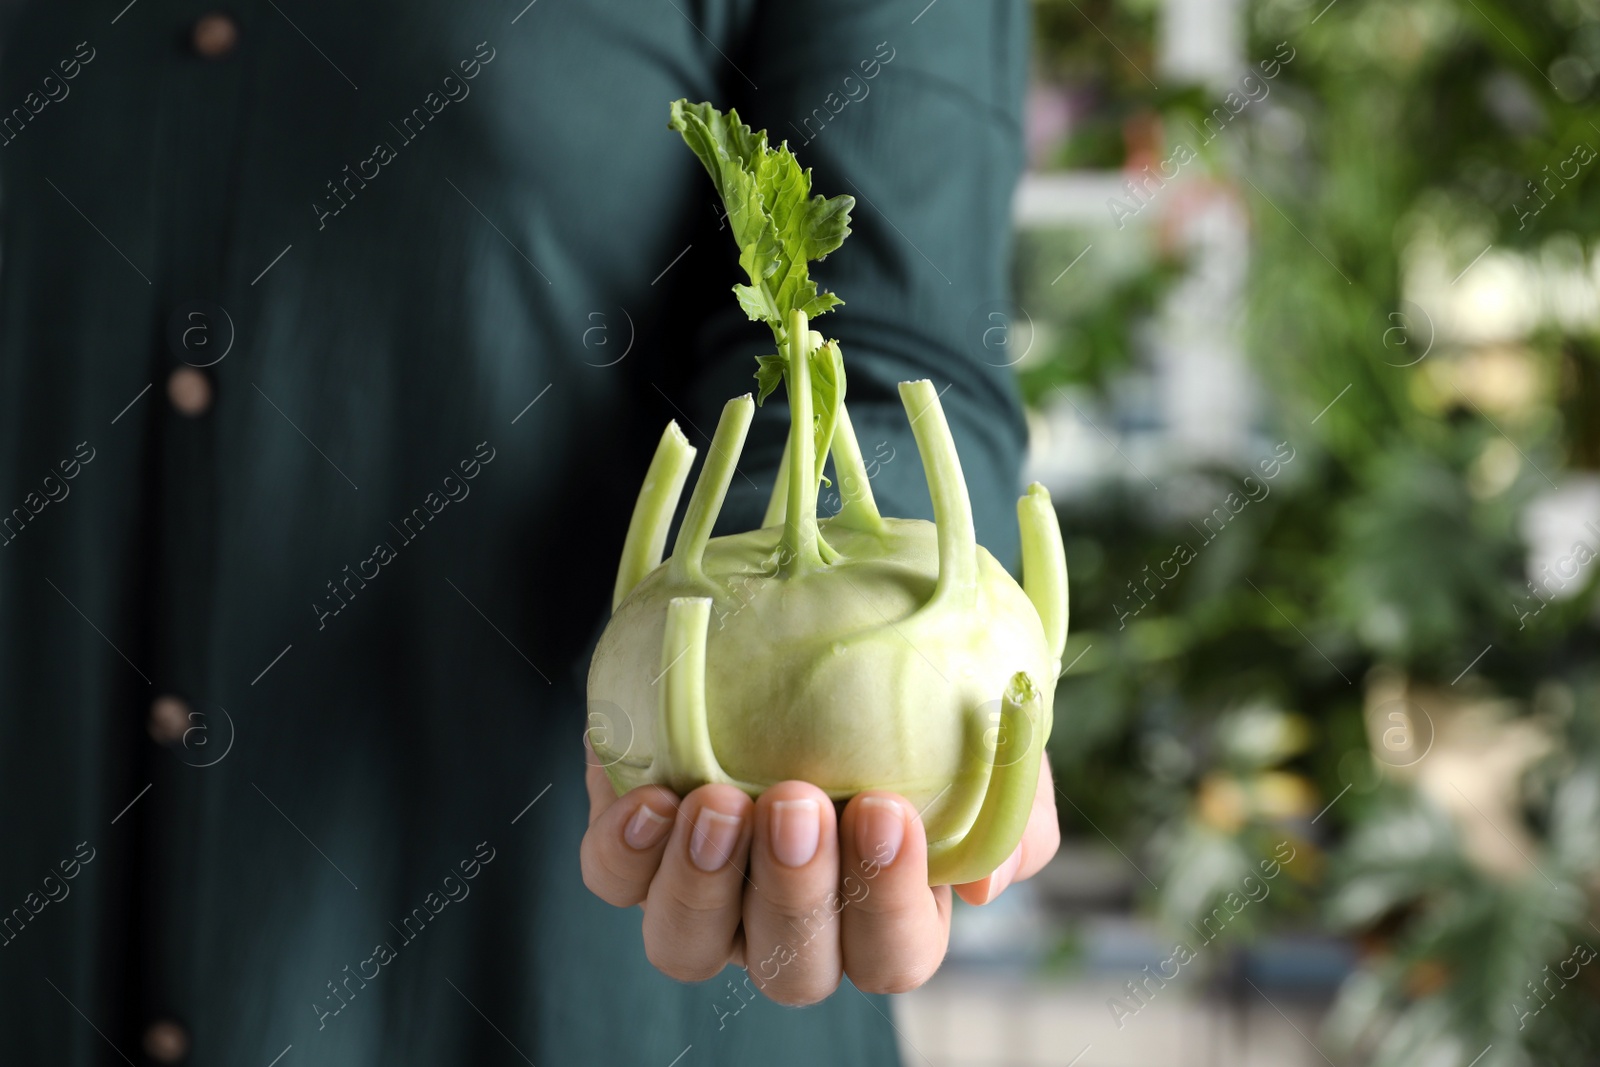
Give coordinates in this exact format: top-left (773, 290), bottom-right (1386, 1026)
top-left (1027, 0), bottom-right (1600, 1060)
top-left (1033, 0), bottom-right (1163, 169)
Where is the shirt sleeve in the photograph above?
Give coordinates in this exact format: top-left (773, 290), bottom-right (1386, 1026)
top-left (675, 0), bottom-right (1031, 568)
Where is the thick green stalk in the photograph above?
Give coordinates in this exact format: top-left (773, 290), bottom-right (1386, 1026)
top-left (1018, 482), bottom-right (1068, 667)
top-left (669, 395), bottom-right (755, 586)
top-left (780, 308), bottom-right (822, 575)
top-left (763, 341), bottom-right (845, 559)
top-left (827, 402), bottom-right (883, 532)
top-left (612, 422), bottom-right (696, 612)
top-left (808, 336), bottom-right (843, 564)
top-left (899, 379), bottom-right (978, 612)
top-left (762, 437), bottom-right (791, 528)
top-left (653, 596), bottom-right (727, 794)
top-left (925, 672), bottom-right (1043, 885)
top-left (808, 338), bottom-right (843, 501)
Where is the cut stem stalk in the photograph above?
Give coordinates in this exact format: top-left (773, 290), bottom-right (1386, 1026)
top-left (899, 379), bottom-right (978, 612)
top-left (653, 597), bottom-right (727, 794)
top-left (762, 437), bottom-right (791, 528)
top-left (925, 672), bottom-right (1043, 885)
top-left (669, 395), bottom-right (755, 586)
top-left (780, 308), bottom-right (822, 575)
top-left (826, 402), bottom-right (883, 532)
top-left (1018, 482), bottom-right (1068, 667)
top-left (612, 422), bottom-right (697, 612)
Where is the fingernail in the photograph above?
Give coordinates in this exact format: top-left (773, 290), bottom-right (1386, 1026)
top-left (856, 796), bottom-right (905, 868)
top-left (689, 808), bottom-right (742, 872)
top-left (624, 802), bottom-right (672, 850)
top-left (770, 799), bottom-right (820, 868)
top-left (992, 844), bottom-right (1024, 896)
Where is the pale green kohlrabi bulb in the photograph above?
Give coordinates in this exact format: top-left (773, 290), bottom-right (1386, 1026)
top-left (587, 308), bottom-right (1068, 887)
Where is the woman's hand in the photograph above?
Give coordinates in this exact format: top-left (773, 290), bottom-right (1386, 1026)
top-left (580, 739), bottom-right (1060, 1005)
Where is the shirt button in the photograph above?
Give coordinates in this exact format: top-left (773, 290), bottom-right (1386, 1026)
top-left (149, 695), bottom-right (192, 746)
top-left (142, 1019), bottom-right (190, 1063)
top-left (191, 13), bottom-right (239, 59)
top-left (167, 367), bottom-right (213, 416)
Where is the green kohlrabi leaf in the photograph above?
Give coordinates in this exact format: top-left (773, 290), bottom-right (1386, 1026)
top-left (668, 99), bottom-right (853, 351)
top-left (754, 355), bottom-right (786, 405)
top-left (734, 284), bottom-right (781, 326)
top-left (810, 340), bottom-right (844, 487)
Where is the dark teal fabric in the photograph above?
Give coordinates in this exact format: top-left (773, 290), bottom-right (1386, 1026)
top-left (0, 0), bottom-right (1027, 1062)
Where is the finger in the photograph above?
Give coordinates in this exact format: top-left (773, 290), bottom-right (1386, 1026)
top-left (954, 754), bottom-right (1060, 905)
top-left (583, 731), bottom-right (628, 827)
top-left (585, 754), bottom-right (617, 828)
top-left (1018, 755), bottom-right (1061, 881)
top-left (580, 782), bottom-right (680, 908)
top-left (952, 843), bottom-right (1023, 907)
top-left (839, 792), bottom-right (952, 995)
top-left (642, 783), bottom-right (753, 983)
top-left (742, 781), bottom-right (842, 1006)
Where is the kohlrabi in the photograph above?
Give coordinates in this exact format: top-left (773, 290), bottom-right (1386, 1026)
top-left (587, 100), bottom-right (1069, 886)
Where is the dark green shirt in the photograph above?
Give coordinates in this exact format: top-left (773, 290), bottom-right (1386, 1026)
top-left (0, 1), bottom-right (1027, 1062)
